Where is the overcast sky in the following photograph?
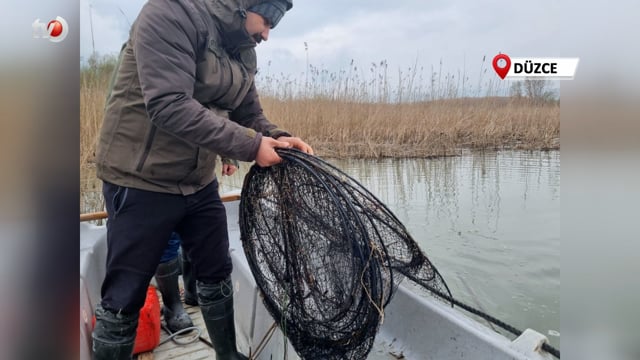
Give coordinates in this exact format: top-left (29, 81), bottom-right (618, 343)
top-left (78, 0), bottom-right (637, 96)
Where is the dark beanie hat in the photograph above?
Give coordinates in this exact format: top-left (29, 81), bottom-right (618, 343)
top-left (247, 0), bottom-right (292, 29)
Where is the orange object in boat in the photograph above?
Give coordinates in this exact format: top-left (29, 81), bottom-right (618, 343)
top-left (133, 285), bottom-right (161, 354)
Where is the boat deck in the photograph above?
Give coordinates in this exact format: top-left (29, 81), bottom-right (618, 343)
top-left (147, 302), bottom-right (215, 360)
top-left (144, 295), bottom-right (405, 360)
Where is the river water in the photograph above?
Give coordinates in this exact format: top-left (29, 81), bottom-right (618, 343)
top-left (219, 150), bottom-right (560, 348)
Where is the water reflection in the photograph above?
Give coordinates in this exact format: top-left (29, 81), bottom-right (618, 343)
top-left (326, 150), bottom-right (560, 347)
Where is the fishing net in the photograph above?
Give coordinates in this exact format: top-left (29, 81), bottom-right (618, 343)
top-left (239, 148), bottom-right (451, 360)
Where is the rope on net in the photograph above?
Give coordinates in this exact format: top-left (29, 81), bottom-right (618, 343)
top-left (239, 148), bottom-right (559, 359)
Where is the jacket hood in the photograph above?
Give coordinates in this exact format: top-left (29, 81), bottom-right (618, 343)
top-left (204, 0), bottom-right (292, 48)
top-left (204, 0), bottom-right (263, 30)
top-left (203, 0), bottom-right (259, 56)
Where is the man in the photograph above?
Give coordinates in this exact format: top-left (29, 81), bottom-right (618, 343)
top-left (91, 0), bottom-right (312, 359)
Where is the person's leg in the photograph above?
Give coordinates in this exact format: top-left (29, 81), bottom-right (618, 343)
top-left (177, 180), bottom-right (247, 360)
top-left (177, 180), bottom-right (232, 285)
top-left (155, 233), bottom-right (194, 332)
top-left (159, 232), bottom-right (182, 264)
top-left (93, 182), bottom-right (183, 360)
top-left (180, 246), bottom-right (198, 306)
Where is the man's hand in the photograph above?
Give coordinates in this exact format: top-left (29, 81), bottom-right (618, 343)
top-left (221, 163), bottom-right (237, 176)
top-left (277, 136), bottom-right (314, 155)
top-left (221, 158), bottom-right (239, 176)
top-left (255, 137), bottom-right (292, 167)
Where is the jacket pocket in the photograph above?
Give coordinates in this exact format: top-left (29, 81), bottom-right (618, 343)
top-left (221, 57), bottom-right (250, 109)
top-left (111, 185), bottom-right (129, 219)
top-left (194, 40), bottom-right (233, 105)
top-left (135, 126), bottom-right (199, 183)
top-left (194, 40), bottom-right (252, 111)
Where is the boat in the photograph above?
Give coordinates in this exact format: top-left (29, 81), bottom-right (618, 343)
top-left (80, 191), bottom-right (555, 359)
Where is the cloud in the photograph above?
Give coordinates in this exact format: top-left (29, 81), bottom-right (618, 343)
top-left (257, 5), bottom-right (472, 78)
top-left (80, 0), bottom-right (144, 61)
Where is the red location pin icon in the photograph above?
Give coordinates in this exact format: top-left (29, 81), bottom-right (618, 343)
top-left (492, 53), bottom-right (511, 79)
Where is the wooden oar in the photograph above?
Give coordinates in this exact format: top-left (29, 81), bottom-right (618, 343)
top-left (80, 193), bottom-right (241, 222)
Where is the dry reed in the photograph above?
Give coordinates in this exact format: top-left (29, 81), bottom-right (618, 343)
top-left (263, 96), bottom-right (559, 158)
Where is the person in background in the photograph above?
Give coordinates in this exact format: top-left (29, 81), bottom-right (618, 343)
top-left (91, 0), bottom-right (313, 359)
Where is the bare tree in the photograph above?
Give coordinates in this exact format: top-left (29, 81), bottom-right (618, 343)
top-left (524, 79), bottom-right (547, 99)
top-left (509, 81), bottom-right (523, 98)
top-left (509, 79), bottom-right (557, 103)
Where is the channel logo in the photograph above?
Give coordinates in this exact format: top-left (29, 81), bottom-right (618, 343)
top-left (33, 16), bottom-right (69, 43)
top-left (492, 53), bottom-right (579, 80)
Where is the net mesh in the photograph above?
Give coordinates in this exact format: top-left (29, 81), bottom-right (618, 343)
top-left (239, 149), bottom-right (451, 359)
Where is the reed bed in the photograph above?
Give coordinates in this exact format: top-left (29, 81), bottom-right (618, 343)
top-left (255, 58), bottom-right (559, 157)
top-left (262, 96), bottom-right (558, 158)
top-left (81, 58), bottom-right (115, 213)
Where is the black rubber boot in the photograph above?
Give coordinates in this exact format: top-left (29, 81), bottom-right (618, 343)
top-left (91, 304), bottom-right (138, 360)
top-left (198, 278), bottom-right (249, 360)
top-left (155, 257), bottom-right (194, 333)
top-left (181, 249), bottom-right (198, 306)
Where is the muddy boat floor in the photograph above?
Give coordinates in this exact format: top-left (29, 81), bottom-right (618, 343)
top-left (139, 290), bottom-right (406, 360)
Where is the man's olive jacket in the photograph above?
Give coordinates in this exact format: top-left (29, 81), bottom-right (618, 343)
top-left (95, 0), bottom-right (290, 195)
